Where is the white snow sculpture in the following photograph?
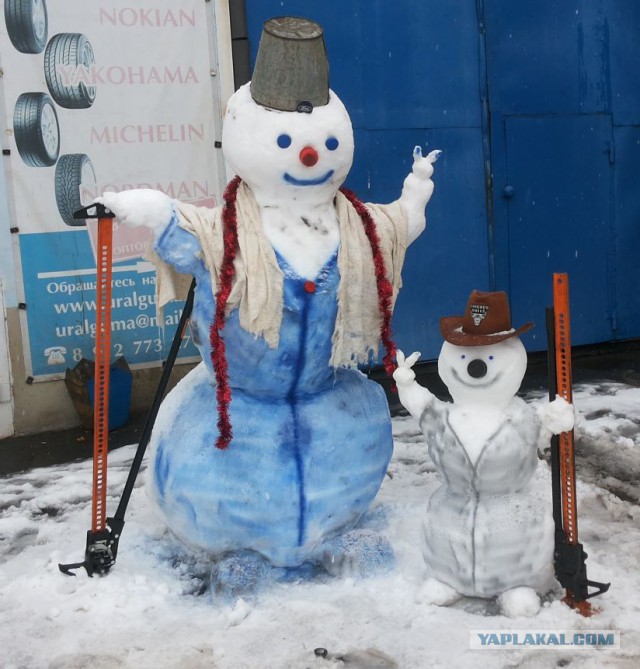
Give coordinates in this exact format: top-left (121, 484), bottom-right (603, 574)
top-left (393, 290), bottom-right (574, 617)
top-left (96, 17), bottom-right (440, 596)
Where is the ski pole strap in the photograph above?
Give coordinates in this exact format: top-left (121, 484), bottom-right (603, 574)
top-left (112, 277), bottom-right (196, 524)
top-left (545, 306), bottom-right (564, 535)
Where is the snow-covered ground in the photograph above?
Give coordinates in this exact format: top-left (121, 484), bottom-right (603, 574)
top-left (1, 382), bottom-right (639, 669)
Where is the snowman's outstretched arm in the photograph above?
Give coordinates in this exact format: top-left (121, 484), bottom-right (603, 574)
top-left (398, 147), bottom-right (441, 245)
top-left (537, 395), bottom-right (575, 435)
top-left (95, 189), bottom-right (174, 238)
top-left (393, 350), bottom-right (437, 418)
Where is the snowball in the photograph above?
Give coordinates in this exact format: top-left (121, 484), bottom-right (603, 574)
top-left (539, 395), bottom-right (575, 434)
top-left (497, 586), bottom-right (541, 618)
top-left (416, 577), bottom-right (462, 606)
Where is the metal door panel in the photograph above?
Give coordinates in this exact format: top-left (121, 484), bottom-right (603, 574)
top-left (605, 0), bottom-right (640, 125)
top-left (483, 0), bottom-right (613, 115)
top-left (613, 125), bottom-right (640, 338)
top-left (501, 114), bottom-right (614, 349)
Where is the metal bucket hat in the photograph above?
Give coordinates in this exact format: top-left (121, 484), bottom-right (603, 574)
top-left (439, 290), bottom-right (533, 346)
top-left (250, 16), bottom-right (329, 113)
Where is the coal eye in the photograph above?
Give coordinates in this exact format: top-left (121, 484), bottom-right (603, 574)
top-left (277, 134), bottom-right (292, 149)
top-left (461, 355), bottom-right (466, 360)
top-left (489, 355), bottom-right (494, 360)
top-left (325, 136), bottom-right (339, 151)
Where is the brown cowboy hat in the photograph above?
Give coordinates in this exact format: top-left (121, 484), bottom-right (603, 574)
top-left (440, 290), bottom-right (533, 346)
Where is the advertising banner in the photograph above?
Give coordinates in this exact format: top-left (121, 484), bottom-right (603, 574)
top-left (0, 0), bottom-right (228, 379)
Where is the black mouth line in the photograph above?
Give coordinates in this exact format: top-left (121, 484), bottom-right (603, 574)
top-left (450, 367), bottom-right (503, 389)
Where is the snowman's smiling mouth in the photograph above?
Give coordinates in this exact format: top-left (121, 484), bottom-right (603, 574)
top-left (450, 367), bottom-right (503, 389)
top-left (283, 169), bottom-right (334, 186)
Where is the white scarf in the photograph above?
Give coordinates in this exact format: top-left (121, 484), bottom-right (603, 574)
top-left (151, 181), bottom-right (408, 368)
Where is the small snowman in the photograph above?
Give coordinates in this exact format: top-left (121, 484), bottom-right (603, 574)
top-left (393, 290), bottom-right (574, 617)
top-left (98, 17), bottom-right (439, 596)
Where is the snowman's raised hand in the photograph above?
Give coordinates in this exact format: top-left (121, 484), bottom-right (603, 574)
top-left (95, 189), bottom-right (174, 234)
top-left (393, 349), bottom-right (436, 419)
top-left (400, 146), bottom-right (441, 244)
top-left (411, 146), bottom-right (442, 181)
top-left (393, 350), bottom-right (421, 386)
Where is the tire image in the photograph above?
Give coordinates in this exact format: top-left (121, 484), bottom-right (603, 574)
top-left (44, 33), bottom-right (97, 109)
top-left (13, 92), bottom-right (60, 166)
top-left (55, 154), bottom-right (97, 226)
top-left (4, 0), bottom-right (48, 54)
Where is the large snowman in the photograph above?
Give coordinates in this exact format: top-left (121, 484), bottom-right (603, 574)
top-left (393, 290), bottom-right (574, 617)
top-left (99, 18), bottom-right (439, 594)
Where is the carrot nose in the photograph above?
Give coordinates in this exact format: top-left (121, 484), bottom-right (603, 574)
top-left (299, 146), bottom-right (319, 167)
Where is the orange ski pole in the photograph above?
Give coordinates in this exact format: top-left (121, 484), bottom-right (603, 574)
top-left (91, 212), bottom-right (113, 534)
top-left (553, 274), bottom-right (579, 550)
top-left (59, 203), bottom-right (117, 576)
top-left (547, 273), bottom-right (609, 615)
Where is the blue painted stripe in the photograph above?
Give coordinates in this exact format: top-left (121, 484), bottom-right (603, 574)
top-left (287, 282), bottom-right (312, 547)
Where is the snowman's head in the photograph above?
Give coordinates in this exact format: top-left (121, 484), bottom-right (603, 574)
top-left (222, 83), bottom-right (354, 205)
top-left (438, 337), bottom-right (528, 408)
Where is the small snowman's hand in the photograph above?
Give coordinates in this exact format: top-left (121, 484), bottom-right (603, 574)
top-left (95, 189), bottom-right (174, 234)
top-left (399, 147), bottom-right (441, 245)
top-left (393, 350), bottom-right (421, 386)
top-left (393, 350), bottom-right (436, 420)
top-left (538, 395), bottom-right (576, 435)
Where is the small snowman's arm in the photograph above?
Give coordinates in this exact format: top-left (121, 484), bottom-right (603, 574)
top-left (537, 395), bottom-right (575, 435)
top-left (399, 147), bottom-right (441, 245)
top-left (95, 189), bottom-right (174, 238)
top-left (393, 350), bottom-right (438, 418)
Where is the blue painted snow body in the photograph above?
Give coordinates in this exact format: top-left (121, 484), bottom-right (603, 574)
top-left (147, 216), bottom-right (393, 567)
top-left (95, 22), bottom-right (439, 592)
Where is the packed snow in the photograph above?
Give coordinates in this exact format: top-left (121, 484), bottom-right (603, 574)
top-left (1, 381), bottom-right (639, 668)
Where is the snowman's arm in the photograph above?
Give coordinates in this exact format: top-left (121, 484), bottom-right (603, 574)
top-left (96, 189), bottom-right (213, 275)
top-left (398, 147), bottom-right (441, 245)
top-left (96, 189), bottom-right (174, 238)
top-left (536, 395), bottom-right (576, 435)
top-left (153, 214), bottom-right (207, 276)
top-left (393, 351), bottom-right (439, 419)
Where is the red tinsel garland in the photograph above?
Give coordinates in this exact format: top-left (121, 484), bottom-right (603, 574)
top-left (209, 178), bottom-right (398, 450)
top-left (209, 175), bottom-right (241, 450)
